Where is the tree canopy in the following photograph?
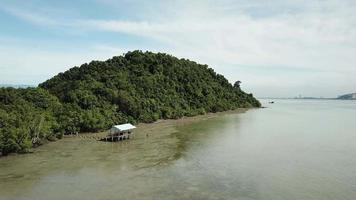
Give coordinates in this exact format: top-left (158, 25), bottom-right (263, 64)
top-left (0, 50), bottom-right (260, 155)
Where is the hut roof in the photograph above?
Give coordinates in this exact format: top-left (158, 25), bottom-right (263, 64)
top-left (112, 123), bottom-right (136, 132)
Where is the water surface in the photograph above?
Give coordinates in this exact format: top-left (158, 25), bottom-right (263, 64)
top-left (1, 99), bottom-right (356, 200)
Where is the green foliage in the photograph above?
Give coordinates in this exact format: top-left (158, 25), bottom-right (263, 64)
top-left (40, 50), bottom-right (260, 128)
top-left (0, 88), bottom-right (62, 155)
top-left (1, 50), bottom-right (260, 155)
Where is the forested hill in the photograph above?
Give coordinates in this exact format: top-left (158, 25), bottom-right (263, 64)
top-left (1, 50), bottom-right (260, 155)
top-left (337, 93), bottom-right (356, 100)
top-left (40, 51), bottom-right (260, 127)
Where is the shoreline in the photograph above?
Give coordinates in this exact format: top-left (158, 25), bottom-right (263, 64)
top-left (69, 108), bottom-right (251, 139)
top-left (1, 108), bottom-right (252, 158)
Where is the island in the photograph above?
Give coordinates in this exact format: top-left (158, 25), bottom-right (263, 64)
top-left (0, 50), bottom-right (260, 156)
top-left (337, 93), bottom-right (356, 100)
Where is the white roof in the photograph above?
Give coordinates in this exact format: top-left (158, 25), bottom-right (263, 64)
top-left (112, 123), bottom-right (136, 131)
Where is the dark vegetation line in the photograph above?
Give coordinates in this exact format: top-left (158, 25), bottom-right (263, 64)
top-left (0, 50), bottom-right (260, 155)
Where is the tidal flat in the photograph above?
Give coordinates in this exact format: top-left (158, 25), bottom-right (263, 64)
top-left (0, 109), bottom-right (248, 200)
top-left (1, 100), bottom-right (356, 200)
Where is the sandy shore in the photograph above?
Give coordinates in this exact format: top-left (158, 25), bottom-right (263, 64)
top-left (67, 108), bottom-right (249, 141)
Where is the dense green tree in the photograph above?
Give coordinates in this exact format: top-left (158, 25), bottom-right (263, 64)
top-left (40, 50), bottom-right (260, 129)
top-left (0, 88), bottom-right (62, 155)
top-left (234, 81), bottom-right (241, 90)
top-left (1, 50), bottom-right (260, 155)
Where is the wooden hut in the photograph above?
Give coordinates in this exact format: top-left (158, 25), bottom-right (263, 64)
top-left (106, 123), bottom-right (136, 141)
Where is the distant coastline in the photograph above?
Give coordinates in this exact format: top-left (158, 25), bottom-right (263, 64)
top-left (259, 93), bottom-right (356, 100)
top-left (337, 93), bottom-right (356, 100)
top-left (258, 97), bottom-right (352, 100)
top-left (0, 84), bottom-right (36, 88)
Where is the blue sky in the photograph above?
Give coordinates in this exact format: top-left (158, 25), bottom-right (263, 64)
top-left (0, 0), bottom-right (356, 98)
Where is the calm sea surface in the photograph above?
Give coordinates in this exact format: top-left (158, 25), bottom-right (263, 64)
top-left (1, 99), bottom-right (356, 200)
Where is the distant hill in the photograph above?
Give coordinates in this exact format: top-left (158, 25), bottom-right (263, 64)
top-left (338, 93), bottom-right (356, 100)
top-left (1, 50), bottom-right (260, 155)
top-left (0, 84), bottom-right (35, 88)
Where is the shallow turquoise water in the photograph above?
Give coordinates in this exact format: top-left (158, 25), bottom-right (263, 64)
top-left (1, 99), bottom-right (356, 200)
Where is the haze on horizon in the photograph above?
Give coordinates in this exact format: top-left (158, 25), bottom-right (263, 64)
top-left (0, 0), bottom-right (355, 98)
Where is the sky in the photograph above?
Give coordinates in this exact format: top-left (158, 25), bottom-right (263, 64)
top-left (0, 0), bottom-right (355, 98)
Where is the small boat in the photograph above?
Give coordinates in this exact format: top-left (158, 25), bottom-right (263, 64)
top-left (269, 101), bottom-right (275, 104)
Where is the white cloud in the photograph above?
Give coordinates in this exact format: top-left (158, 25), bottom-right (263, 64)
top-left (76, 2), bottom-right (356, 72)
top-left (0, 5), bottom-right (59, 26)
top-left (1, 0), bottom-right (356, 97)
top-left (0, 44), bottom-right (128, 85)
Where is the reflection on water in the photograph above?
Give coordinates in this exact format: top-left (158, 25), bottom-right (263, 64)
top-left (1, 100), bottom-right (356, 200)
